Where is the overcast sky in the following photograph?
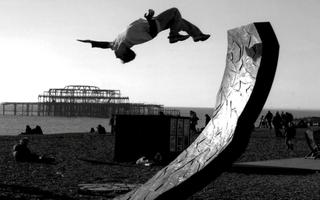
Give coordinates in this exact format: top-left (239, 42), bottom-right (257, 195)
top-left (0, 0), bottom-right (319, 110)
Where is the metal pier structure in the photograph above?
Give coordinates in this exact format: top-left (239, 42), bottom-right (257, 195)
top-left (1, 102), bottom-right (39, 116)
top-left (1, 85), bottom-right (178, 117)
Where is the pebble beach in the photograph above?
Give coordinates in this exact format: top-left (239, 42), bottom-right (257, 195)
top-left (0, 128), bottom-right (319, 200)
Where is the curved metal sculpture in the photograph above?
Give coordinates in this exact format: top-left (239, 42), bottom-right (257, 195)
top-left (116, 22), bottom-right (279, 200)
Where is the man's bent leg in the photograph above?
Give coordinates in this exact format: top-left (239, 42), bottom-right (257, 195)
top-left (155, 7), bottom-right (183, 36)
top-left (180, 19), bottom-right (203, 38)
top-left (155, 8), bottom-right (209, 42)
top-left (180, 19), bottom-right (210, 42)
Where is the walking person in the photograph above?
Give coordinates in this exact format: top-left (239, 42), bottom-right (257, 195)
top-left (284, 121), bottom-right (296, 150)
top-left (265, 110), bottom-right (273, 129)
top-left (272, 112), bottom-right (283, 137)
top-left (258, 115), bottom-right (265, 128)
top-left (190, 110), bottom-right (199, 134)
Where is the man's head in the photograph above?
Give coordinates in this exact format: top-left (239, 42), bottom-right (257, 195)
top-left (115, 46), bottom-right (136, 63)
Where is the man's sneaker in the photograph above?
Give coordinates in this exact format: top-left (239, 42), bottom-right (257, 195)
top-left (168, 34), bottom-right (190, 43)
top-left (193, 34), bottom-right (210, 42)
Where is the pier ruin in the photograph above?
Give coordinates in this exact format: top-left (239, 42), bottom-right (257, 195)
top-left (1, 85), bottom-right (176, 117)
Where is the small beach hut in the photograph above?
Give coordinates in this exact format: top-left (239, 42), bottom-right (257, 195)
top-left (113, 114), bottom-right (190, 163)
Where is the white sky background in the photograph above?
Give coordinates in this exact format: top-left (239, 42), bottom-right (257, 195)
top-left (0, 0), bottom-right (319, 109)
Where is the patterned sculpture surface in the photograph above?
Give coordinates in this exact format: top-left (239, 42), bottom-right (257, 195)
top-left (116, 22), bottom-right (279, 200)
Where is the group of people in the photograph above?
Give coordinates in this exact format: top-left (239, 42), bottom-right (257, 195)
top-left (258, 110), bottom-right (296, 150)
top-left (90, 124), bottom-right (107, 134)
top-left (189, 111), bottom-right (211, 134)
top-left (258, 111), bottom-right (294, 134)
top-left (20, 125), bottom-right (43, 135)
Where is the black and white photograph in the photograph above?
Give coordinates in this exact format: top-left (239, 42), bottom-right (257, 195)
top-left (0, 0), bottom-right (320, 199)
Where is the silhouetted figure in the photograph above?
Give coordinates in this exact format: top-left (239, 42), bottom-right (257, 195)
top-left (190, 110), bottom-right (199, 134)
top-left (284, 121), bottom-right (296, 150)
top-left (97, 124), bottom-right (107, 134)
top-left (285, 112), bottom-right (294, 125)
top-left (13, 138), bottom-right (39, 162)
top-left (272, 112), bottom-right (283, 137)
top-left (205, 114), bottom-right (211, 126)
top-left (281, 111), bottom-right (287, 127)
top-left (90, 128), bottom-right (95, 133)
top-left (305, 128), bottom-right (320, 159)
top-left (78, 7), bottom-right (210, 63)
top-left (32, 125), bottom-right (43, 135)
top-left (265, 111), bottom-right (273, 129)
top-left (109, 115), bottom-right (116, 135)
top-left (153, 152), bottom-right (163, 165)
top-left (12, 138), bottom-right (55, 164)
top-left (21, 125), bottom-right (32, 135)
top-left (258, 115), bottom-right (266, 128)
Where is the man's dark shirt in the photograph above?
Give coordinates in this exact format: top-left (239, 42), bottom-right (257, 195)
top-left (13, 144), bottom-right (32, 162)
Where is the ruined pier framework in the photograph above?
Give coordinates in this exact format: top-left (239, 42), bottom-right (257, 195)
top-left (1, 85), bottom-right (175, 117)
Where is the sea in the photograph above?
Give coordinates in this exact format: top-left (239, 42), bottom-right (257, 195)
top-left (1, 107), bottom-right (320, 136)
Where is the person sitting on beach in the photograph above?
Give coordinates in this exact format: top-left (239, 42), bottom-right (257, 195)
top-left (136, 156), bottom-right (153, 166)
top-left (32, 125), bottom-right (43, 135)
top-left (97, 124), bottom-right (107, 134)
top-left (13, 137), bottom-right (40, 162)
top-left (20, 125), bottom-right (32, 135)
top-left (13, 137), bottom-right (55, 163)
top-left (78, 7), bottom-right (210, 63)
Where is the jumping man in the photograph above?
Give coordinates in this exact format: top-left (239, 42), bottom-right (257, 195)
top-left (78, 8), bottom-right (210, 63)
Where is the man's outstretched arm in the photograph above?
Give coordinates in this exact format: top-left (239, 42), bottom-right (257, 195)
top-left (77, 39), bottom-right (112, 49)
